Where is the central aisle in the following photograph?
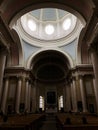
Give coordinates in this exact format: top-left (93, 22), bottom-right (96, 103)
top-left (40, 114), bottom-right (57, 130)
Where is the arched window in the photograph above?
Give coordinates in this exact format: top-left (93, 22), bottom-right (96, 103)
top-left (39, 96), bottom-right (44, 110)
top-left (58, 95), bottom-right (63, 110)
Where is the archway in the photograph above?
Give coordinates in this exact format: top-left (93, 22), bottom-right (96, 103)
top-left (0, 0), bottom-right (92, 27)
top-left (29, 49), bottom-right (72, 112)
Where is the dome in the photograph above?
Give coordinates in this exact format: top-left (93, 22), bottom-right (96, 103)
top-left (21, 8), bottom-right (77, 41)
top-left (15, 8), bottom-right (83, 47)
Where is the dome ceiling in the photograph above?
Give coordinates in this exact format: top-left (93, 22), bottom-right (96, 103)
top-left (14, 8), bottom-right (83, 47)
top-left (20, 8), bottom-right (77, 41)
top-left (29, 8), bottom-right (68, 21)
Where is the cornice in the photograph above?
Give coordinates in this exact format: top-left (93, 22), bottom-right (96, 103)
top-left (15, 18), bottom-right (82, 47)
top-left (71, 64), bottom-right (93, 75)
top-left (4, 67), bottom-right (30, 75)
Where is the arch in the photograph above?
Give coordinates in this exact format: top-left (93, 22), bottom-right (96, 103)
top-left (77, 27), bottom-right (92, 64)
top-left (2, 0), bottom-right (91, 27)
top-left (26, 48), bottom-right (74, 69)
top-left (10, 29), bottom-right (24, 66)
top-left (77, 28), bottom-right (85, 64)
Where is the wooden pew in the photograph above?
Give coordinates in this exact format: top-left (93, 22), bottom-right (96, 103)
top-left (0, 114), bottom-right (45, 130)
top-left (56, 113), bottom-right (98, 130)
top-left (62, 125), bottom-right (98, 130)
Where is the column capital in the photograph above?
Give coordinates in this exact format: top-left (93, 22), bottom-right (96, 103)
top-left (78, 75), bottom-right (84, 79)
top-left (4, 76), bottom-right (10, 80)
top-left (72, 76), bottom-right (76, 81)
top-left (88, 42), bottom-right (98, 54)
top-left (0, 46), bottom-right (9, 55)
top-left (25, 77), bottom-right (30, 82)
top-left (17, 76), bottom-right (23, 80)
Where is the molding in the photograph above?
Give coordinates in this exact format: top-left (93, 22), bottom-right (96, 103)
top-left (71, 64), bottom-right (94, 76)
top-left (4, 67), bottom-right (30, 77)
top-left (26, 47), bottom-right (74, 69)
top-left (15, 18), bottom-right (83, 47)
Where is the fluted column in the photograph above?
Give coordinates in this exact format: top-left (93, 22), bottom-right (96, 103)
top-left (71, 77), bottom-right (77, 112)
top-left (0, 50), bottom-right (7, 104)
top-left (25, 78), bottom-right (29, 112)
top-left (1, 77), bottom-right (9, 114)
top-left (90, 45), bottom-right (98, 114)
top-left (15, 77), bottom-right (22, 113)
top-left (79, 75), bottom-right (88, 112)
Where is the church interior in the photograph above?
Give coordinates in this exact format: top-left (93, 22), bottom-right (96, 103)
top-left (1, 0), bottom-right (98, 130)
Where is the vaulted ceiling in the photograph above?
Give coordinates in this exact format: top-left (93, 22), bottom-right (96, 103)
top-left (0, 0), bottom-right (94, 25)
top-left (30, 50), bottom-right (70, 83)
top-left (0, 0), bottom-right (98, 84)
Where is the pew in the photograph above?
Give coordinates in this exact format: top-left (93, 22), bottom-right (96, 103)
top-left (62, 125), bottom-right (98, 130)
top-left (56, 113), bottom-right (98, 130)
top-left (0, 114), bottom-right (45, 130)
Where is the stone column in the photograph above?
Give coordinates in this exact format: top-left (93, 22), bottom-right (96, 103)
top-left (1, 77), bottom-right (9, 114)
top-left (71, 77), bottom-right (77, 112)
top-left (28, 83), bottom-right (31, 112)
top-left (90, 45), bottom-right (98, 114)
top-left (65, 82), bottom-right (71, 112)
top-left (31, 81), bottom-right (37, 113)
top-left (25, 78), bottom-right (29, 112)
top-left (15, 77), bottom-right (22, 113)
top-left (79, 75), bottom-right (88, 112)
top-left (93, 77), bottom-right (98, 114)
top-left (0, 50), bottom-right (7, 104)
